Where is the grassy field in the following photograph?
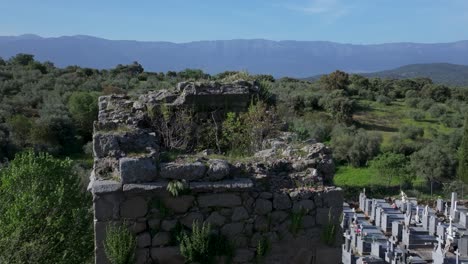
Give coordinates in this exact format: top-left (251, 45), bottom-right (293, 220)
top-left (353, 99), bottom-right (456, 147)
top-left (333, 165), bottom-right (402, 187)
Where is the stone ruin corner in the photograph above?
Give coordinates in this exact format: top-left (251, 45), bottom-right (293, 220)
top-left (89, 80), bottom-right (344, 264)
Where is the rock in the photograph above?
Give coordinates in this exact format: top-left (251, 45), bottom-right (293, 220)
top-left (206, 211), bottom-right (226, 227)
top-left (120, 197), bottom-right (148, 218)
top-left (221, 222), bottom-right (244, 237)
top-left (135, 248), bottom-right (151, 264)
top-left (232, 207), bottom-right (249, 222)
top-left (233, 249), bottom-right (254, 263)
top-left (206, 159), bottom-right (230, 180)
top-left (293, 200), bottom-right (315, 213)
top-left (91, 180), bottom-right (122, 195)
top-left (273, 193), bottom-right (292, 210)
top-left (271, 211), bottom-right (289, 223)
top-left (181, 212), bottom-right (204, 228)
top-left (292, 248), bottom-right (314, 264)
top-left (250, 232), bottom-right (264, 247)
top-left (161, 220), bottom-right (178, 231)
top-left (152, 232), bottom-right (171, 246)
top-left (94, 195), bottom-right (119, 221)
top-left (136, 232), bottom-right (151, 248)
top-left (162, 195), bottom-right (194, 214)
top-left (127, 221), bottom-right (147, 234)
top-left (254, 148), bottom-right (276, 159)
top-left (198, 193), bottom-right (242, 207)
top-left (259, 192), bottom-right (273, 199)
top-left (148, 219), bottom-right (160, 230)
top-left (316, 207), bottom-right (341, 225)
top-left (119, 157), bottom-right (157, 184)
top-left (254, 216), bottom-right (270, 232)
top-left (93, 133), bottom-right (119, 158)
top-left (302, 215), bottom-right (316, 228)
top-left (231, 235), bottom-right (249, 247)
top-left (323, 187), bottom-right (343, 208)
top-left (160, 162), bottom-right (207, 180)
top-left (150, 247), bottom-right (185, 264)
top-left (255, 199), bottom-right (273, 215)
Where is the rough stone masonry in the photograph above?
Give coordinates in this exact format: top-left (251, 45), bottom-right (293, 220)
top-left (89, 80), bottom-right (344, 264)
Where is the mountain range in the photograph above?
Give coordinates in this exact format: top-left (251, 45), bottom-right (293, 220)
top-left (1, 34), bottom-right (468, 79)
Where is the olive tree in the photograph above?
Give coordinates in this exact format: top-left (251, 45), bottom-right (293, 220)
top-left (0, 151), bottom-right (93, 264)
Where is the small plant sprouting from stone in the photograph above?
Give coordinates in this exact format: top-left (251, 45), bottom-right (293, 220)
top-left (104, 224), bottom-right (136, 264)
top-left (167, 180), bottom-right (185, 197)
top-left (179, 220), bottom-right (233, 264)
top-left (179, 220), bottom-right (212, 263)
top-left (255, 236), bottom-right (270, 263)
top-left (290, 208), bottom-right (306, 235)
top-left (320, 208), bottom-right (338, 246)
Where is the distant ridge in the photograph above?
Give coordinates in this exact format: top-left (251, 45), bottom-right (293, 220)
top-left (1, 34), bottom-right (468, 78)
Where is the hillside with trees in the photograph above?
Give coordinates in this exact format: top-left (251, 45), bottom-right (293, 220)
top-left (1, 53), bottom-right (468, 262)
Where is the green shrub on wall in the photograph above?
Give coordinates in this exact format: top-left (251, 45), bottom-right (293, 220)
top-left (104, 225), bottom-right (136, 264)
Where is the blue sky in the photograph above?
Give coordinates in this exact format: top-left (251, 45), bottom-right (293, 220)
top-left (1, 0), bottom-right (468, 43)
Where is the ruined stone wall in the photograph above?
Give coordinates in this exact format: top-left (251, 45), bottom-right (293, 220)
top-left (90, 81), bottom-right (344, 264)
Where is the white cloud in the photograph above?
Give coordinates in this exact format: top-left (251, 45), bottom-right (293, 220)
top-left (284, 0), bottom-right (349, 18)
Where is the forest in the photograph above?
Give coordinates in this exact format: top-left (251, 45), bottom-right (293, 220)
top-left (0, 53), bottom-right (468, 263)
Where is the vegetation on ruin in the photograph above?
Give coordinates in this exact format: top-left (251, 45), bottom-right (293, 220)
top-left (255, 235), bottom-right (271, 263)
top-left (104, 224), bottom-right (136, 264)
top-left (290, 208), bottom-right (306, 235)
top-left (179, 220), bottom-right (233, 264)
top-left (320, 210), bottom-right (339, 247)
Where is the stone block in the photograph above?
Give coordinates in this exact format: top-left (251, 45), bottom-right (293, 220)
top-left (181, 212), bottom-right (204, 228)
top-left (233, 249), bottom-right (254, 263)
top-left (198, 193), bottom-right (242, 207)
top-left (93, 133), bottom-right (119, 158)
top-left (206, 159), bottom-right (230, 180)
top-left (255, 199), bottom-right (273, 215)
top-left (120, 197), bottom-right (148, 219)
top-left (273, 193), bottom-right (292, 210)
top-left (271, 210), bottom-right (289, 223)
top-left (232, 207), bottom-right (249, 222)
top-left (221, 222), bottom-right (244, 237)
top-left (137, 232), bottom-right (152, 248)
top-left (162, 195), bottom-right (194, 214)
top-left (119, 157), bottom-right (157, 184)
top-left (206, 211), bottom-right (226, 227)
top-left (150, 247), bottom-right (185, 264)
top-left (152, 232), bottom-right (171, 247)
top-left (254, 215), bottom-right (270, 232)
top-left (161, 220), bottom-right (178, 232)
top-left (135, 248), bottom-right (151, 264)
top-left (293, 200), bottom-right (315, 213)
top-left (160, 162), bottom-right (207, 181)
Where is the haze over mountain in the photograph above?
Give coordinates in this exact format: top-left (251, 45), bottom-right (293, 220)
top-left (1, 34), bottom-right (468, 78)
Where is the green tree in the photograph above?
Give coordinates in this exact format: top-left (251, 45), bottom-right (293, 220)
top-left (8, 53), bottom-right (35, 66)
top-left (68, 91), bottom-right (99, 141)
top-left (370, 152), bottom-right (408, 187)
top-left (320, 70), bottom-right (350, 91)
top-left (7, 115), bottom-right (33, 147)
top-left (0, 151), bottom-right (93, 264)
top-left (458, 116), bottom-right (468, 184)
top-left (410, 143), bottom-right (457, 196)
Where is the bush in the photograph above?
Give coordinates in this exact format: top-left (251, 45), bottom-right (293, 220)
top-left (417, 99), bottom-right (434, 111)
top-left (0, 151), bottom-right (93, 264)
top-left (376, 95), bottom-right (392, 105)
top-left (104, 225), bottom-right (136, 264)
top-left (331, 125), bottom-right (382, 167)
top-left (428, 104), bottom-right (447, 118)
top-left (400, 126), bottom-right (424, 140)
top-left (407, 111), bottom-right (425, 121)
top-left (405, 98), bottom-right (420, 108)
top-left (179, 221), bottom-right (233, 264)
